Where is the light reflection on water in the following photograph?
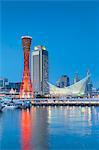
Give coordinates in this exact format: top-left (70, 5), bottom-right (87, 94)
top-left (21, 109), bottom-right (32, 150)
top-left (0, 106), bottom-right (99, 150)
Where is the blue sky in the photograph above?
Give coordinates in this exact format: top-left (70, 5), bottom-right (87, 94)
top-left (0, 0), bottom-right (99, 87)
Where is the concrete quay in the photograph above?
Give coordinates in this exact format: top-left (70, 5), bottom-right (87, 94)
top-left (2, 98), bottom-right (99, 107)
top-left (31, 98), bottom-right (99, 106)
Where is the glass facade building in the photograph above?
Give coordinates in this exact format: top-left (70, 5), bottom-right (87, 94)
top-left (31, 46), bottom-right (49, 95)
top-left (0, 78), bottom-right (8, 89)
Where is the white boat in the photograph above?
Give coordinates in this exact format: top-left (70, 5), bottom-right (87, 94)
top-left (4, 104), bottom-right (18, 109)
top-left (1, 100), bottom-right (18, 109)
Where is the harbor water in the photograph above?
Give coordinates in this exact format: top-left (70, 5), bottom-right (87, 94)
top-left (0, 106), bottom-right (99, 150)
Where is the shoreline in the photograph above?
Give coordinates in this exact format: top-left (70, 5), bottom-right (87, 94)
top-left (32, 101), bottom-right (99, 107)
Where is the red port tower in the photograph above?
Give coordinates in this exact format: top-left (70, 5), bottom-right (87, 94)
top-left (20, 36), bottom-right (34, 99)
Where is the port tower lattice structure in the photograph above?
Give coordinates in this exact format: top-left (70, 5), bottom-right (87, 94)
top-left (20, 36), bottom-right (34, 98)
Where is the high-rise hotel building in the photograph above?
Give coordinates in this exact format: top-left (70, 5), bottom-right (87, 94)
top-left (31, 45), bottom-right (49, 95)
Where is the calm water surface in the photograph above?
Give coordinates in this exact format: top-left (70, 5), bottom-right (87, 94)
top-left (0, 106), bottom-right (99, 150)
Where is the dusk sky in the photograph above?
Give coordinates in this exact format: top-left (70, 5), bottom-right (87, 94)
top-left (0, 0), bottom-right (99, 87)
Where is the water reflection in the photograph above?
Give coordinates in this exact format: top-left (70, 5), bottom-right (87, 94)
top-left (21, 109), bottom-right (32, 150)
top-left (0, 113), bottom-right (3, 150)
top-left (21, 107), bottom-right (49, 150)
top-left (47, 106), bottom-right (99, 136)
top-left (0, 106), bottom-right (99, 149)
top-left (32, 107), bottom-right (49, 150)
top-left (47, 106), bottom-right (99, 149)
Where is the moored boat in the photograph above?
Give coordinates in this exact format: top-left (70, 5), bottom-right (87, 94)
top-left (15, 100), bottom-right (32, 109)
top-left (4, 104), bottom-right (18, 109)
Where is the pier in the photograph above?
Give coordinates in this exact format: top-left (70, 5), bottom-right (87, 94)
top-left (30, 98), bottom-right (99, 106)
top-left (1, 98), bottom-right (99, 108)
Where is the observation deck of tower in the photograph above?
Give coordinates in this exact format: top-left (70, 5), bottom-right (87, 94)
top-left (20, 36), bottom-right (34, 99)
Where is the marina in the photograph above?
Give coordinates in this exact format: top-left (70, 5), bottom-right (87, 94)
top-left (1, 0), bottom-right (99, 149)
top-left (1, 98), bottom-right (99, 111)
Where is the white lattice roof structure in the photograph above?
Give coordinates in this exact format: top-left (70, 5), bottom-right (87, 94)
top-left (48, 75), bottom-right (90, 97)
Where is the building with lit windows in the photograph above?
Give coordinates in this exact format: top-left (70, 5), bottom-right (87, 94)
top-left (0, 78), bottom-right (9, 90)
top-left (86, 70), bottom-right (93, 97)
top-left (31, 45), bottom-right (49, 95)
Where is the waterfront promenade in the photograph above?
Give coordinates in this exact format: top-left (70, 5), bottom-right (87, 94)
top-left (31, 98), bottom-right (99, 106)
top-left (1, 97), bottom-right (99, 107)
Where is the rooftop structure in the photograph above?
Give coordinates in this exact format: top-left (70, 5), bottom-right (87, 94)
top-left (21, 36), bottom-right (32, 39)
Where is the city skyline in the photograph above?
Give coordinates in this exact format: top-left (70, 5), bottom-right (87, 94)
top-left (0, 1), bottom-right (99, 87)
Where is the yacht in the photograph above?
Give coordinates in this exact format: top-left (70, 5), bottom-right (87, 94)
top-left (4, 103), bottom-right (18, 109)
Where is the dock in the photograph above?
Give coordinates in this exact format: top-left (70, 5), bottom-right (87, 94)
top-left (1, 98), bottom-right (99, 107)
top-left (31, 98), bottom-right (99, 106)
